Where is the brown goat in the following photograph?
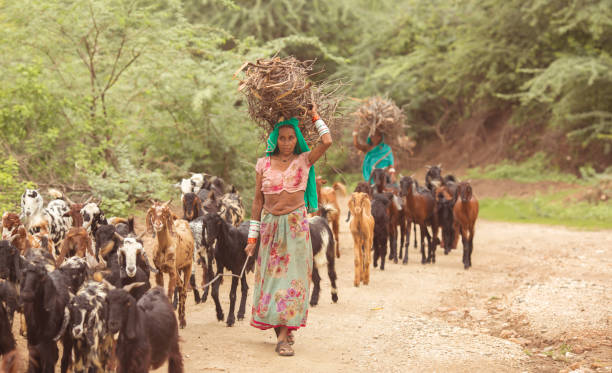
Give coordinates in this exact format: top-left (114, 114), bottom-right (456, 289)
top-left (2, 213), bottom-right (35, 254)
top-left (55, 201), bottom-right (94, 266)
top-left (348, 193), bottom-right (374, 287)
top-left (55, 228), bottom-right (94, 267)
top-left (400, 176), bottom-right (438, 264)
top-left (453, 182), bottom-right (479, 269)
top-left (146, 201), bottom-right (194, 328)
top-left (314, 177), bottom-right (346, 258)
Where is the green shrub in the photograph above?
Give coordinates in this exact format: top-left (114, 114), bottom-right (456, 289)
top-left (0, 157), bottom-right (36, 212)
top-left (467, 153), bottom-right (578, 183)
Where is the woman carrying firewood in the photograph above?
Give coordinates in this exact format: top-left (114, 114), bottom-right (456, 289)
top-left (353, 129), bottom-right (397, 183)
top-left (244, 103), bottom-right (332, 357)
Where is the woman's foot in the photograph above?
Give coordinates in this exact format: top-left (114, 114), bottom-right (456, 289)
top-left (275, 340), bottom-right (294, 356)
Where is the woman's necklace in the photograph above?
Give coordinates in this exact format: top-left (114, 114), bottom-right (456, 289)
top-left (279, 155), bottom-right (294, 163)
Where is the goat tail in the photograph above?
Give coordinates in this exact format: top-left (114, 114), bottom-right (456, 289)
top-left (345, 211), bottom-right (351, 223)
top-left (1, 349), bottom-right (21, 373)
top-left (167, 338), bottom-right (184, 373)
top-left (332, 182), bottom-right (347, 197)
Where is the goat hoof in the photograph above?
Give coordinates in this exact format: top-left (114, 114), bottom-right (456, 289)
top-left (332, 294), bottom-right (338, 303)
top-left (309, 300), bottom-right (318, 307)
top-left (217, 313), bottom-right (224, 322)
top-left (226, 318), bottom-right (235, 327)
top-left (237, 315), bottom-right (245, 321)
top-left (180, 320), bottom-right (186, 329)
top-left (393, 259), bottom-right (398, 264)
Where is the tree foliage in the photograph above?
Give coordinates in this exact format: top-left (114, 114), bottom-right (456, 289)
top-left (1, 0), bottom-right (610, 214)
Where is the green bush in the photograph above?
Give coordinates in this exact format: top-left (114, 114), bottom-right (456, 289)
top-left (86, 146), bottom-right (174, 217)
top-left (466, 153), bottom-right (578, 183)
top-left (0, 157), bottom-right (36, 212)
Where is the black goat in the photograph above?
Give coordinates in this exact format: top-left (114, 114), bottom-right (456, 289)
top-left (0, 240), bottom-right (21, 286)
top-left (68, 280), bottom-right (115, 373)
top-left (425, 164), bottom-right (443, 191)
top-left (0, 280), bottom-right (21, 373)
top-left (201, 213), bottom-right (256, 327)
top-left (307, 213), bottom-right (338, 306)
top-left (20, 254), bottom-right (88, 373)
top-left (107, 286), bottom-right (183, 373)
top-left (371, 193), bottom-right (390, 270)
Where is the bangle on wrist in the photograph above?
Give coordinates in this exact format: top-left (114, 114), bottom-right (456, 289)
top-left (311, 114), bottom-right (320, 123)
top-left (247, 237), bottom-right (257, 244)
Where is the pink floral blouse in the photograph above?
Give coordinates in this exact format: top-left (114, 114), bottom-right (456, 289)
top-left (256, 152), bottom-right (312, 194)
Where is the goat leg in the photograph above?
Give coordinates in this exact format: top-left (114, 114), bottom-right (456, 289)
top-left (352, 236), bottom-right (362, 287)
top-left (237, 275), bottom-right (249, 320)
top-left (420, 225), bottom-right (427, 264)
top-left (310, 266), bottom-right (321, 306)
top-left (211, 264), bottom-right (225, 322)
top-left (226, 277), bottom-right (239, 327)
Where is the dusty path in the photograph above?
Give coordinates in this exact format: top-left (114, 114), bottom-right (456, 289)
top-left (12, 196), bottom-right (612, 372)
top-left (154, 195), bottom-right (611, 373)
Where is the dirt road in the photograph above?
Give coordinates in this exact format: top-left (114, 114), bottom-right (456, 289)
top-left (155, 196), bottom-right (612, 373)
top-left (12, 196), bottom-right (612, 372)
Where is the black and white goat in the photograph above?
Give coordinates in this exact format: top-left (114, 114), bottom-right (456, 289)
top-left (95, 225), bottom-right (152, 300)
top-left (80, 202), bottom-right (107, 240)
top-left (68, 280), bottom-right (115, 373)
top-left (307, 214), bottom-right (339, 306)
top-left (107, 286), bottom-right (183, 373)
top-left (20, 189), bottom-right (72, 253)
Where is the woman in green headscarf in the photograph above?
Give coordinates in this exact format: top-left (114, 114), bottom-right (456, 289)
top-left (353, 129), bottom-right (397, 183)
top-left (244, 104), bottom-right (332, 357)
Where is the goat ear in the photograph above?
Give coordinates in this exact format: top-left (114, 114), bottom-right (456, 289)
top-left (43, 277), bottom-right (56, 312)
top-left (145, 208), bottom-right (154, 235)
top-left (362, 197), bottom-right (371, 216)
top-left (126, 299), bottom-right (139, 339)
top-left (165, 212), bottom-right (175, 236)
top-left (195, 197), bottom-right (203, 216)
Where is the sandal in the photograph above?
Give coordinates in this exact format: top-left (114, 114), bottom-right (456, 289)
top-left (286, 332), bottom-right (295, 346)
top-left (275, 340), bottom-right (294, 357)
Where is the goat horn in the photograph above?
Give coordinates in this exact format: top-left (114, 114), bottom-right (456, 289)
top-left (113, 232), bottom-right (125, 242)
top-left (8, 233), bottom-right (19, 243)
top-left (162, 199), bottom-right (173, 208)
top-left (64, 193), bottom-right (76, 206)
top-left (53, 307), bottom-right (70, 342)
top-left (122, 282), bottom-right (146, 293)
top-left (84, 196), bottom-right (94, 204)
top-left (437, 163), bottom-right (442, 169)
top-left (137, 232), bottom-right (146, 240)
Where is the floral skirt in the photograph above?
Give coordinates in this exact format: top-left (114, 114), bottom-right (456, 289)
top-left (250, 206), bottom-right (313, 331)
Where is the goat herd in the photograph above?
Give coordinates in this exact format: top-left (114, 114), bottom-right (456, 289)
top-left (0, 166), bottom-right (478, 373)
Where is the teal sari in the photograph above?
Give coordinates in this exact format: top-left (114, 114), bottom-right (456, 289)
top-left (362, 138), bottom-right (394, 182)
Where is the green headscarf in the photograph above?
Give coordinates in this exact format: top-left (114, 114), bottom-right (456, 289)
top-left (266, 117), bottom-right (318, 213)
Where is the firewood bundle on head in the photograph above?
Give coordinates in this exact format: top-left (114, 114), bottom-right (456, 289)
top-left (354, 96), bottom-right (407, 146)
top-left (235, 56), bottom-right (342, 146)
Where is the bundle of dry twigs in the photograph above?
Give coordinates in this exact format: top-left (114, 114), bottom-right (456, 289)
top-left (353, 96), bottom-right (407, 142)
top-left (235, 56), bottom-right (342, 146)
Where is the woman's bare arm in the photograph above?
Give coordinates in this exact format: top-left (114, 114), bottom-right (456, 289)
top-left (353, 133), bottom-right (371, 153)
top-left (251, 172), bottom-right (264, 221)
top-left (308, 131), bottom-right (332, 165)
